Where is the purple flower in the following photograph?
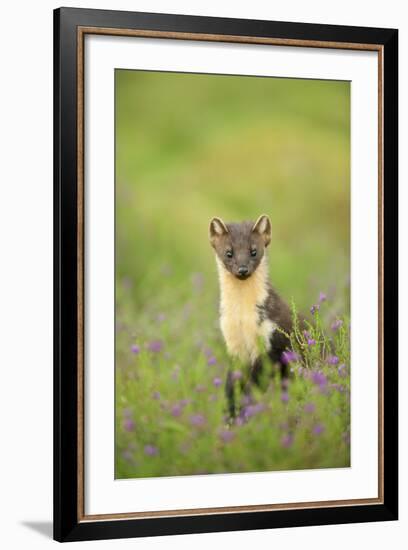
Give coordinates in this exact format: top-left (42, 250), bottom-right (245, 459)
top-left (243, 403), bottom-right (265, 418)
top-left (147, 340), bottom-right (164, 353)
top-left (213, 376), bottom-right (222, 388)
top-left (203, 347), bottom-right (214, 358)
top-left (303, 330), bottom-right (311, 339)
top-left (319, 292), bottom-right (327, 303)
top-left (331, 319), bottom-right (343, 331)
top-left (207, 356), bottom-right (217, 366)
top-left (179, 398), bottom-right (191, 407)
top-left (144, 444), bottom-right (158, 456)
top-left (123, 418), bottom-right (135, 432)
top-left (219, 430), bottom-right (235, 443)
top-left (311, 371), bottom-right (327, 387)
top-left (307, 338), bottom-right (316, 346)
top-left (327, 355), bottom-right (339, 365)
top-left (304, 402), bottom-right (316, 413)
top-left (281, 434), bottom-right (293, 448)
top-left (171, 365), bottom-right (181, 381)
top-left (122, 449), bottom-right (134, 462)
top-left (131, 344), bottom-right (140, 354)
top-left (232, 370), bottom-right (242, 381)
top-left (240, 394), bottom-right (252, 407)
top-left (338, 364), bottom-right (347, 378)
top-left (310, 304), bottom-right (320, 314)
top-left (281, 391), bottom-right (289, 403)
top-left (331, 383), bottom-right (346, 393)
top-left (170, 403), bottom-right (183, 417)
top-left (152, 391), bottom-right (161, 400)
top-left (281, 350), bottom-right (299, 365)
top-left (189, 413), bottom-right (206, 427)
top-left (313, 423), bottom-right (325, 436)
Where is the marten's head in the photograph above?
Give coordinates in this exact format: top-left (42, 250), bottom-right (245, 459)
top-left (209, 214), bottom-right (272, 280)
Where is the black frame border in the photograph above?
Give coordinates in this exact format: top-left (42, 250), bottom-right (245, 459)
top-left (54, 7), bottom-right (398, 542)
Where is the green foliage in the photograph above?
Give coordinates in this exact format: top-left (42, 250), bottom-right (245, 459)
top-left (115, 286), bottom-right (350, 478)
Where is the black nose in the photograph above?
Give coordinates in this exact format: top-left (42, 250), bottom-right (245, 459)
top-left (238, 266), bottom-right (249, 276)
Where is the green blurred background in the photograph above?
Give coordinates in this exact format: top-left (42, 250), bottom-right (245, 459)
top-left (115, 70), bottom-right (350, 312)
top-left (115, 70), bottom-right (350, 478)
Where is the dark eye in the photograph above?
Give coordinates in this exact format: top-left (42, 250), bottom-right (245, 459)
top-left (225, 250), bottom-right (233, 258)
top-left (251, 249), bottom-right (257, 257)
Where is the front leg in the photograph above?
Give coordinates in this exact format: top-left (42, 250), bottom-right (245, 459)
top-left (225, 369), bottom-right (237, 420)
top-left (225, 357), bottom-right (263, 420)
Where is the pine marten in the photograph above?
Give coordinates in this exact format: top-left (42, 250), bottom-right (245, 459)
top-left (209, 214), bottom-right (294, 417)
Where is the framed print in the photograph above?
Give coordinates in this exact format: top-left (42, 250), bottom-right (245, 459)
top-left (53, 7), bottom-right (398, 542)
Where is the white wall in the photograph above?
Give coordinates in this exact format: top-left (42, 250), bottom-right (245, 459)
top-left (0, 0), bottom-right (405, 548)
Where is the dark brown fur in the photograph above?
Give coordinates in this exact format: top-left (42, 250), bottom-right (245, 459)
top-left (209, 215), bottom-right (300, 419)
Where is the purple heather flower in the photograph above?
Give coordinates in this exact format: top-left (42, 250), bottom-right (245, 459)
top-left (319, 292), bottom-right (327, 303)
top-left (232, 370), bottom-right (242, 381)
top-left (311, 371), bottom-right (327, 387)
top-left (240, 394), bottom-right (252, 407)
top-left (131, 344), bottom-right (140, 354)
top-left (281, 434), bottom-right (294, 448)
top-left (170, 403), bottom-right (183, 417)
top-left (207, 356), bottom-right (217, 366)
top-left (123, 418), bottom-right (135, 432)
top-left (304, 402), bottom-right (316, 413)
top-left (331, 319), bottom-right (343, 331)
top-left (219, 430), bottom-right (235, 443)
top-left (281, 391), bottom-right (289, 404)
top-left (152, 391), bottom-right (161, 400)
top-left (203, 347), bottom-right (214, 358)
top-left (331, 383), bottom-right (346, 393)
top-left (327, 355), bottom-right (339, 365)
top-left (310, 304), bottom-right (320, 314)
top-left (307, 338), bottom-right (316, 346)
top-left (213, 376), bottom-right (222, 388)
top-left (179, 398), bottom-right (191, 407)
top-left (147, 340), bottom-right (164, 353)
top-left (338, 364), bottom-right (347, 378)
top-left (313, 423), bottom-right (325, 436)
top-left (281, 350), bottom-right (299, 365)
top-left (122, 449), bottom-right (134, 462)
top-left (144, 444), bottom-right (158, 456)
top-left (243, 403), bottom-right (265, 418)
top-left (235, 416), bottom-right (244, 426)
top-left (189, 413), bottom-right (206, 427)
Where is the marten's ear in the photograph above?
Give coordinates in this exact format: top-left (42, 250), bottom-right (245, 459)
top-left (252, 214), bottom-right (272, 247)
top-left (209, 217), bottom-right (229, 245)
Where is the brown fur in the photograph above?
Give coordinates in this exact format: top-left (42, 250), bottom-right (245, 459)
top-left (209, 214), bottom-right (294, 417)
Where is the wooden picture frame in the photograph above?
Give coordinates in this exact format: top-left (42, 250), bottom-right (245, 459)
top-left (54, 7), bottom-right (398, 542)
